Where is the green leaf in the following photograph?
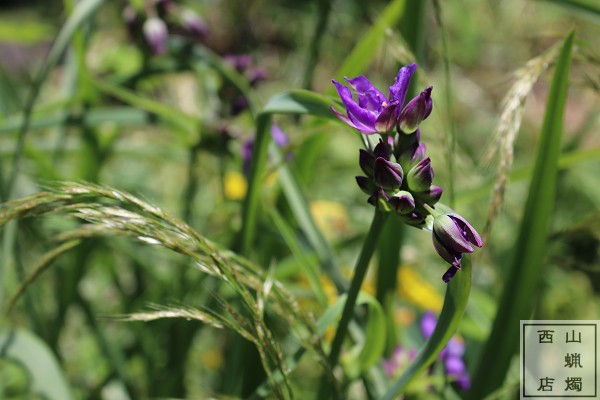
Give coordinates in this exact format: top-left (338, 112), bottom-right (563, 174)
top-left (468, 31), bottom-right (575, 400)
top-left (90, 78), bottom-right (198, 145)
top-left (0, 328), bottom-right (74, 400)
top-left (318, 292), bottom-right (386, 376)
top-left (331, 0), bottom-right (407, 85)
top-left (2, 0), bottom-right (104, 200)
top-left (262, 90), bottom-right (338, 120)
top-left (539, 0), bottom-right (600, 20)
top-left (381, 256), bottom-right (472, 400)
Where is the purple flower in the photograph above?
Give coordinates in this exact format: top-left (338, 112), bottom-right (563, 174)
top-left (331, 64), bottom-right (417, 134)
top-left (431, 212), bottom-right (483, 282)
top-left (143, 17), bottom-right (168, 55)
top-left (181, 9), bottom-right (209, 39)
top-left (420, 311), bottom-right (471, 390)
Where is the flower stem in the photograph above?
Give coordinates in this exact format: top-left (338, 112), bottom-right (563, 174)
top-left (318, 209), bottom-right (388, 398)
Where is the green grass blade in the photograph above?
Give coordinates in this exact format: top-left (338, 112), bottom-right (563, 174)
top-left (2, 0), bottom-right (104, 200)
top-left (0, 328), bottom-right (74, 400)
top-left (331, 0), bottom-right (407, 86)
top-left (469, 30), bottom-right (575, 400)
top-left (262, 89), bottom-right (338, 120)
top-left (539, 0), bottom-right (600, 20)
top-left (90, 78), bottom-right (197, 145)
top-left (272, 146), bottom-right (347, 291)
top-left (381, 256), bottom-right (472, 399)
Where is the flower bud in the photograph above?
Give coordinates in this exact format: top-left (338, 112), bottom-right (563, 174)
top-left (356, 176), bottom-right (376, 195)
top-left (398, 86), bottom-right (433, 134)
top-left (416, 185), bottom-right (443, 205)
top-left (433, 213), bottom-right (482, 254)
top-left (373, 140), bottom-right (392, 160)
top-left (373, 158), bottom-right (404, 191)
top-left (143, 17), bottom-right (168, 55)
top-left (181, 9), bottom-right (209, 39)
top-left (359, 149), bottom-right (375, 177)
top-left (375, 102), bottom-right (400, 133)
top-left (394, 129), bottom-right (426, 169)
top-left (406, 157), bottom-right (433, 192)
top-left (388, 190), bottom-right (415, 214)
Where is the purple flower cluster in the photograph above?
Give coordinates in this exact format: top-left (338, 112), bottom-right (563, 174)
top-left (124, 0), bottom-right (209, 56)
top-left (332, 64), bottom-right (482, 282)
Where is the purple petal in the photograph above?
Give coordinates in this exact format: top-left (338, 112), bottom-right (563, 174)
top-left (433, 232), bottom-right (463, 267)
top-left (332, 80), bottom-right (378, 133)
top-left (442, 265), bottom-right (460, 283)
top-left (449, 214), bottom-right (483, 248)
top-left (375, 102), bottom-right (401, 133)
top-left (433, 214), bottom-right (475, 254)
top-left (420, 311), bottom-right (437, 339)
top-left (270, 124), bottom-right (289, 147)
top-left (389, 63), bottom-right (417, 106)
top-left (445, 356), bottom-right (467, 377)
top-left (345, 75), bottom-right (386, 112)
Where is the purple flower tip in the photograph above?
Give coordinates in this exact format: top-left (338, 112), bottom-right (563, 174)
top-left (373, 158), bottom-right (404, 191)
top-left (181, 9), bottom-right (209, 39)
top-left (399, 86), bottom-right (433, 134)
top-left (407, 157), bottom-right (434, 192)
top-left (143, 18), bottom-right (168, 55)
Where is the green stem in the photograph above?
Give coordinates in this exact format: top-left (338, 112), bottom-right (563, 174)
top-left (318, 209), bottom-right (388, 398)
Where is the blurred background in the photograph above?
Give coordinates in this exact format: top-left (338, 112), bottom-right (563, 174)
top-left (0, 0), bottom-right (599, 398)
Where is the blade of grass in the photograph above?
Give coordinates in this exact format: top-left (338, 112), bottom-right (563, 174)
top-left (0, 328), bottom-right (74, 400)
top-left (381, 256), bottom-right (472, 399)
top-left (330, 0), bottom-right (407, 86)
top-left (468, 30), bottom-right (575, 400)
top-left (2, 0), bottom-right (104, 201)
top-left (539, 0), bottom-right (600, 20)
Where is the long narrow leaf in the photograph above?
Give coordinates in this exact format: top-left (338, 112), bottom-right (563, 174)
top-left (469, 30), bottom-right (575, 400)
top-left (331, 0), bottom-right (407, 86)
top-left (381, 256), bottom-right (471, 399)
top-left (0, 328), bottom-right (74, 400)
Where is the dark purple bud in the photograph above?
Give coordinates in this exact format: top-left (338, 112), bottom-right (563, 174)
top-left (398, 86), bottom-right (433, 134)
top-left (374, 102), bottom-right (400, 133)
top-left (373, 158), bottom-right (404, 191)
top-left (417, 185), bottom-right (443, 204)
top-left (143, 18), bottom-right (168, 55)
top-left (394, 129), bottom-right (425, 169)
top-left (367, 187), bottom-right (390, 208)
top-left (224, 54), bottom-right (252, 73)
top-left (433, 213), bottom-right (483, 253)
top-left (407, 157), bottom-right (434, 192)
top-left (359, 149), bottom-right (376, 177)
top-left (388, 191), bottom-right (415, 214)
top-left (249, 68), bottom-right (268, 86)
top-left (181, 9), bottom-right (209, 39)
top-left (231, 96), bottom-right (249, 116)
top-left (373, 140), bottom-right (392, 160)
top-left (442, 265), bottom-right (460, 283)
top-left (356, 176), bottom-right (376, 195)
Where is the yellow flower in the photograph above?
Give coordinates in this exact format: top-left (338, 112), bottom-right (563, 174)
top-left (397, 266), bottom-right (443, 312)
top-left (224, 171), bottom-right (247, 200)
top-left (310, 200), bottom-right (349, 240)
